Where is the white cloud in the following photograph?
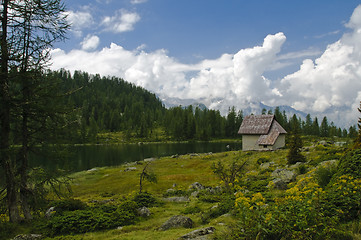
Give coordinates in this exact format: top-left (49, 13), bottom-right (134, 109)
top-left (65, 10), bottom-right (94, 37)
top-left (131, 0), bottom-right (147, 4)
top-left (101, 9), bottom-right (140, 33)
top-left (81, 35), bottom-right (100, 51)
top-left (50, 5), bottom-right (361, 127)
top-left (278, 4), bottom-right (361, 126)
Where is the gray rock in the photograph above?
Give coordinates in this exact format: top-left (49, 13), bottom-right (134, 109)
top-left (159, 215), bottom-right (193, 231)
top-left (260, 161), bottom-right (276, 170)
top-left (12, 234), bottom-right (43, 240)
top-left (334, 142), bottom-right (347, 147)
top-left (189, 182), bottom-right (204, 190)
top-left (271, 169), bottom-right (296, 183)
top-left (124, 167), bottom-right (137, 172)
top-left (272, 178), bottom-right (288, 190)
top-left (179, 226), bottom-right (216, 239)
top-left (44, 206), bottom-right (55, 219)
top-left (163, 196), bottom-right (190, 202)
top-left (144, 157), bottom-right (156, 162)
top-left (137, 206), bottom-right (151, 217)
top-left (319, 159), bottom-right (338, 168)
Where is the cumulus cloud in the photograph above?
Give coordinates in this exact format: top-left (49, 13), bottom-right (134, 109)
top-left (50, 5), bottom-right (361, 127)
top-left (65, 10), bottom-right (94, 37)
top-left (278, 4), bottom-right (361, 126)
top-left (131, 0), bottom-right (147, 4)
top-left (101, 9), bottom-right (140, 33)
top-left (81, 35), bottom-right (100, 51)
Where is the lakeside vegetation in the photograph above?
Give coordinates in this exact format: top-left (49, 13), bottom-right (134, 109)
top-left (2, 136), bottom-right (361, 239)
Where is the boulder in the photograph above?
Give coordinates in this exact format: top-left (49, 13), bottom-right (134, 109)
top-left (272, 178), bottom-right (288, 190)
top-left (179, 226), bottom-right (216, 239)
top-left (163, 196), bottom-right (190, 202)
top-left (271, 169), bottom-right (296, 183)
top-left (12, 234), bottom-right (43, 240)
top-left (137, 206), bottom-right (151, 217)
top-left (160, 215), bottom-right (193, 231)
top-left (144, 157), bottom-right (156, 162)
top-left (124, 167), bottom-right (137, 172)
top-left (189, 182), bottom-right (204, 190)
top-left (44, 206), bottom-right (55, 219)
top-left (260, 161), bottom-right (276, 170)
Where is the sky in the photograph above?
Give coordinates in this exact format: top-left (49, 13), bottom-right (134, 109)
top-left (50, 0), bottom-right (361, 127)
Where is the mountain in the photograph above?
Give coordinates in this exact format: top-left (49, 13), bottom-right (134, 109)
top-left (160, 95), bottom-right (308, 119)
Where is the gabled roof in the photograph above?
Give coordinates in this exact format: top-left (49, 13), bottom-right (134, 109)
top-left (238, 115), bottom-right (275, 135)
top-left (238, 115), bottom-right (287, 146)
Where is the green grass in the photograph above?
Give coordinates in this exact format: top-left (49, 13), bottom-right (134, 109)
top-left (5, 137), bottom-right (355, 240)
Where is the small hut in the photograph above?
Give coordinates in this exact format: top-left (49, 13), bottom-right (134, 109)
top-left (238, 115), bottom-right (287, 151)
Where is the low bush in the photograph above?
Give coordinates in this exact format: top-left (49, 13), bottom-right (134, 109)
top-left (45, 200), bottom-right (139, 236)
top-left (133, 192), bottom-right (158, 207)
top-left (201, 194), bottom-right (235, 223)
top-left (182, 205), bottom-right (202, 214)
top-left (51, 198), bottom-right (87, 214)
top-left (163, 189), bottom-right (190, 198)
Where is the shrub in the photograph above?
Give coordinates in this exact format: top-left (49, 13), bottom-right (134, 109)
top-left (315, 166), bottom-right (337, 188)
top-left (336, 149), bottom-right (361, 178)
top-left (325, 175), bottom-right (361, 221)
top-left (45, 200), bottom-right (139, 236)
top-left (201, 194), bottom-right (235, 223)
top-left (163, 189), bottom-right (190, 198)
top-left (182, 205), bottom-right (202, 214)
top-left (51, 198), bottom-right (87, 214)
top-left (256, 157), bottom-right (270, 165)
top-left (133, 192), bottom-right (157, 207)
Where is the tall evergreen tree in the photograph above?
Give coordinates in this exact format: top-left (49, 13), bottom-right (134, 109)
top-left (0, 0), bottom-right (69, 222)
top-left (320, 116), bottom-right (329, 137)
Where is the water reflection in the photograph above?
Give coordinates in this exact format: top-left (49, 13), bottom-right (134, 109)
top-left (29, 142), bottom-right (241, 172)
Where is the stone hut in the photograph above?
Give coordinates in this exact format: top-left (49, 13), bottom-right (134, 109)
top-left (238, 115), bottom-right (287, 151)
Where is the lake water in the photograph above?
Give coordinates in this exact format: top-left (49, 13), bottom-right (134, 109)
top-left (29, 141), bottom-right (241, 172)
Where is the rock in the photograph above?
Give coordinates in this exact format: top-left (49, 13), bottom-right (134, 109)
top-left (159, 215), bottom-right (194, 231)
top-left (12, 234), bottom-right (43, 240)
top-left (163, 197), bottom-right (190, 202)
top-left (44, 206), bottom-right (55, 219)
top-left (144, 157), bottom-right (156, 162)
top-left (260, 161), bottom-right (276, 170)
top-left (272, 179), bottom-right (288, 190)
top-left (271, 169), bottom-right (296, 183)
top-left (137, 206), bottom-right (151, 217)
top-left (124, 167), bottom-right (137, 172)
top-left (171, 154), bottom-right (179, 158)
top-left (189, 182), bottom-right (204, 190)
top-left (189, 153), bottom-right (199, 157)
top-left (87, 168), bottom-right (98, 172)
top-left (191, 191), bottom-right (199, 197)
top-left (335, 142), bottom-right (347, 147)
top-left (166, 188), bottom-right (175, 193)
top-left (179, 226), bottom-right (216, 239)
top-left (318, 159), bottom-right (338, 168)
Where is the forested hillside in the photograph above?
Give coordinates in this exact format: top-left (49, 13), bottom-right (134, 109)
top-left (48, 69), bottom-right (356, 143)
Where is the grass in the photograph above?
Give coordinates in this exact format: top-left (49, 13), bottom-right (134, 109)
top-left (5, 137), bottom-right (354, 240)
top-left (39, 149), bottom-right (290, 240)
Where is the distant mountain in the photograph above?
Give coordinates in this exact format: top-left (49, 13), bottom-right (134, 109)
top-left (160, 95), bottom-right (308, 119)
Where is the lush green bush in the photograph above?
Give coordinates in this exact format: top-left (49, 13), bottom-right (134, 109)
top-left (197, 190), bottom-right (222, 203)
top-left (133, 192), bottom-right (158, 207)
top-left (45, 200), bottom-right (139, 236)
top-left (232, 176), bottom-right (350, 240)
top-left (325, 175), bottom-right (361, 221)
top-left (163, 189), bottom-right (190, 198)
top-left (315, 166), bottom-right (337, 188)
top-left (336, 149), bottom-right (361, 178)
top-left (256, 157), bottom-right (270, 165)
top-left (51, 198), bottom-right (87, 214)
top-left (201, 194), bottom-right (235, 223)
top-left (182, 205), bottom-right (202, 214)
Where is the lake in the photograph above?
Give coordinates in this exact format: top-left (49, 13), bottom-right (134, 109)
top-left (30, 141), bottom-right (241, 172)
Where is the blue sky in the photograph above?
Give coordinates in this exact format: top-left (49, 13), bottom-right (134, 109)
top-left (51, 0), bottom-right (361, 127)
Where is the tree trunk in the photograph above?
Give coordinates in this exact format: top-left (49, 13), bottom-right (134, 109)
top-left (0, 0), bottom-right (21, 223)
